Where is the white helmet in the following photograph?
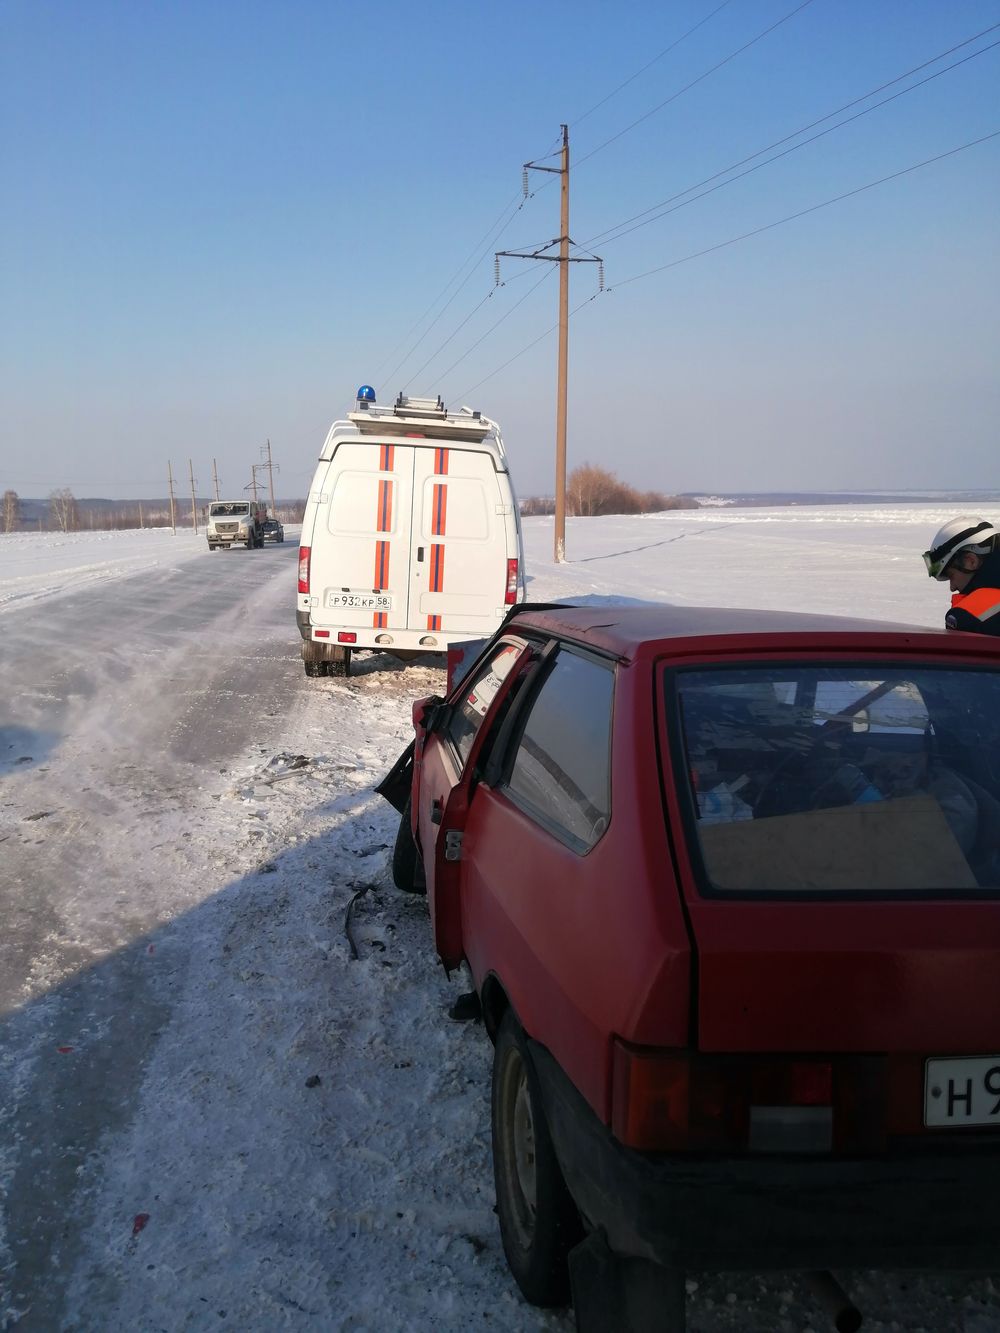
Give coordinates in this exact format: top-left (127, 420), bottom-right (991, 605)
top-left (923, 516), bottom-right (1000, 580)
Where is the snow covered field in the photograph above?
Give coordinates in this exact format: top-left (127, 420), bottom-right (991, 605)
top-left (1, 506), bottom-right (998, 1332)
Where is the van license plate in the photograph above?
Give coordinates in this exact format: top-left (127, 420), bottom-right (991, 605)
top-left (924, 1056), bottom-right (1000, 1127)
top-left (326, 592), bottom-right (392, 611)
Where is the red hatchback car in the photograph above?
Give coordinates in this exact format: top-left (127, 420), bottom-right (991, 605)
top-left (380, 603), bottom-right (1000, 1330)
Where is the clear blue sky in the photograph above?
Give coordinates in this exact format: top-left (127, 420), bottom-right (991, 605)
top-left (1, 0), bottom-right (998, 501)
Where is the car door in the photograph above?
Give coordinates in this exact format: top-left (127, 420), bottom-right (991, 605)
top-left (456, 644), bottom-right (619, 1110)
top-left (416, 637), bottom-right (534, 966)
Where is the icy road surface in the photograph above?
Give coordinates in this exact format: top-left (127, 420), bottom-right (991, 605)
top-left (0, 511), bottom-right (998, 1331)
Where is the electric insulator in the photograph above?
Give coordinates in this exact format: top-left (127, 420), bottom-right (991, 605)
top-left (494, 256), bottom-right (501, 286)
top-left (522, 167), bottom-right (529, 198)
top-left (598, 261), bottom-right (605, 292)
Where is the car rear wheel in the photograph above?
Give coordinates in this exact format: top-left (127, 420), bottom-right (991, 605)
top-left (492, 1011), bottom-right (579, 1307)
top-left (328, 647), bottom-right (351, 678)
top-left (304, 661), bottom-right (323, 678)
top-left (391, 797), bottom-right (425, 893)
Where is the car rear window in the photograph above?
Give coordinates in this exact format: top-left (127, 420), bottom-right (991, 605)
top-left (672, 664), bottom-right (1000, 897)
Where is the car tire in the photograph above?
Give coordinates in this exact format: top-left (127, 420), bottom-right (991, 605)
top-left (492, 1011), bottom-right (579, 1308)
top-left (391, 797), bottom-right (425, 894)
top-left (329, 647), bottom-right (351, 678)
top-left (304, 661), bottom-right (324, 678)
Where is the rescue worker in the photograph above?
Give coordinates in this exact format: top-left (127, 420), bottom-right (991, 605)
top-left (923, 517), bottom-right (1000, 636)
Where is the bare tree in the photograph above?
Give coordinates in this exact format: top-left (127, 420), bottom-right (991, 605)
top-left (49, 488), bottom-right (80, 532)
top-left (567, 465), bottom-right (701, 517)
top-left (567, 465), bottom-right (627, 516)
top-left (2, 489), bottom-right (20, 533)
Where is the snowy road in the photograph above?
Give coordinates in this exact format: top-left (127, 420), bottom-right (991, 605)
top-left (1, 512), bottom-right (998, 1332)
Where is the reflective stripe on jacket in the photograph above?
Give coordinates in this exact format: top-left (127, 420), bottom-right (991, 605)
top-left (946, 585), bottom-right (1000, 635)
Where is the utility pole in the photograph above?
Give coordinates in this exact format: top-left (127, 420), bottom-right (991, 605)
top-left (249, 463), bottom-right (268, 503)
top-left (167, 461), bottom-right (177, 534)
top-left (188, 459), bottom-right (198, 533)
top-left (212, 458), bottom-right (220, 501)
top-left (497, 125), bottom-right (602, 562)
top-left (261, 439), bottom-right (278, 517)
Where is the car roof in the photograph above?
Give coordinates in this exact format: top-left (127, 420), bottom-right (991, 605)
top-left (503, 602), bottom-right (1000, 662)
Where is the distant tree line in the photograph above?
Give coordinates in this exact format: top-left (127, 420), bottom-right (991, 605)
top-left (0, 488), bottom-right (305, 533)
top-left (520, 466), bottom-right (700, 517)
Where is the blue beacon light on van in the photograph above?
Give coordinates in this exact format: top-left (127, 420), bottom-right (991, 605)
top-left (356, 385), bottom-right (376, 409)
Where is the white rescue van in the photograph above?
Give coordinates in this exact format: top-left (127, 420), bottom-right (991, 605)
top-left (297, 388), bottom-right (525, 677)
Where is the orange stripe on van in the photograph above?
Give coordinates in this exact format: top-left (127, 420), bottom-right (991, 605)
top-left (427, 614), bottom-right (441, 631)
top-left (374, 539), bottom-right (390, 590)
top-left (429, 542), bottom-right (445, 593)
top-left (431, 483), bottom-right (448, 537)
top-left (376, 478), bottom-right (393, 533)
top-left (434, 447), bottom-right (449, 475)
top-left (370, 450), bottom-right (395, 628)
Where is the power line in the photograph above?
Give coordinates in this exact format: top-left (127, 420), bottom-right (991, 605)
top-left (570, 0), bottom-right (735, 130)
top-left (608, 129), bottom-right (1000, 290)
top-left (584, 33), bottom-right (1000, 250)
top-left (371, 193), bottom-right (521, 380)
top-left (380, 194), bottom-right (528, 389)
top-left (377, 130), bottom-right (570, 391)
top-left (582, 23), bottom-right (1000, 249)
top-left (406, 288), bottom-right (500, 391)
top-left (386, 3), bottom-right (805, 374)
top-left (575, 0), bottom-right (818, 170)
top-left (395, 250), bottom-right (562, 393)
top-left (429, 266), bottom-right (554, 394)
top-left (406, 259), bottom-right (564, 394)
top-left (452, 288), bottom-right (601, 403)
top-left (450, 129), bottom-right (999, 397)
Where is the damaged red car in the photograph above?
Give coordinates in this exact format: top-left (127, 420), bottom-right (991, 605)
top-left (379, 603), bottom-right (1000, 1331)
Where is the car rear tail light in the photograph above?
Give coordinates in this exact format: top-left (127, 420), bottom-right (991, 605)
top-left (612, 1043), bottom-right (741, 1152)
top-left (612, 1041), bottom-right (850, 1154)
top-left (338, 632), bottom-right (357, 644)
top-left (298, 546), bottom-right (311, 594)
top-left (315, 630), bottom-right (330, 638)
top-left (504, 558), bottom-right (518, 605)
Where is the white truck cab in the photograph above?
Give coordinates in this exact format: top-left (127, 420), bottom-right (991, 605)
top-left (297, 387), bottom-right (525, 677)
top-left (207, 500), bottom-right (266, 550)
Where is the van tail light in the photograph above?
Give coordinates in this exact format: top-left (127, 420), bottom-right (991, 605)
top-left (504, 558), bottom-right (519, 605)
top-left (298, 546), bottom-right (311, 594)
top-left (610, 1042), bottom-right (878, 1155)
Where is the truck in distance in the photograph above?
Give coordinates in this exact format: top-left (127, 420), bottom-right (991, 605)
top-left (207, 501), bottom-right (267, 550)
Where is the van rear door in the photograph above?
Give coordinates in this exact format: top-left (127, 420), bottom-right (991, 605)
top-left (310, 441), bottom-right (511, 637)
top-left (309, 442), bottom-right (414, 634)
top-left (411, 444), bottom-right (509, 635)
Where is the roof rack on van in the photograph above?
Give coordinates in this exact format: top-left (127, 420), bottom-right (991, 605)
top-left (347, 393), bottom-right (495, 444)
top-left (393, 393), bottom-right (447, 419)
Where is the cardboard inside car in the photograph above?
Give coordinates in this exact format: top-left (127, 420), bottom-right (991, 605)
top-left (698, 794), bottom-right (978, 892)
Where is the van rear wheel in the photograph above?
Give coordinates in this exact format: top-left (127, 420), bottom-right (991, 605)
top-left (328, 647), bottom-right (351, 678)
